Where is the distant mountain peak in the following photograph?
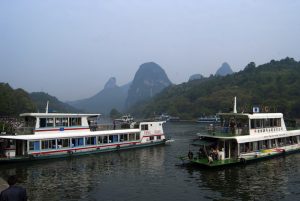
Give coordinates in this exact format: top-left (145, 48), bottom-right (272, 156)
top-left (104, 77), bottom-right (117, 89)
top-left (215, 62), bottom-right (233, 76)
top-left (125, 62), bottom-right (172, 108)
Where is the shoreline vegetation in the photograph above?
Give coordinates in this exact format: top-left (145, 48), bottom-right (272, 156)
top-left (1, 57), bottom-right (300, 122)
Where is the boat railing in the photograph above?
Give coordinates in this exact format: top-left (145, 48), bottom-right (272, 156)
top-left (206, 125), bottom-right (249, 136)
top-left (92, 123), bottom-right (135, 131)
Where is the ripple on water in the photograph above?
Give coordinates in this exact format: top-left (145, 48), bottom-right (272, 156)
top-left (0, 123), bottom-right (299, 201)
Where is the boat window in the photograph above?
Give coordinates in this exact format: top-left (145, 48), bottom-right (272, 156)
top-left (109, 135), bottom-right (118, 143)
top-left (136, 133), bottom-right (140, 140)
top-left (252, 142), bottom-right (258, 151)
top-left (278, 138), bottom-right (284, 147)
top-left (129, 133), bottom-right (135, 141)
top-left (46, 118), bottom-right (54, 127)
top-left (264, 119), bottom-right (270, 127)
top-left (270, 118), bottom-right (274, 127)
top-left (271, 139), bottom-right (276, 148)
top-left (292, 136), bottom-right (298, 144)
top-left (29, 141), bottom-right (40, 151)
top-left (103, 136), bottom-right (108, 143)
top-left (41, 140), bottom-right (56, 150)
top-left (250, 120), bottom-right (255, 129)
top-left (275, 118), bottom-right (281, 127)
top-left (40, 118), bottom-right (46, 128)
top-left (150, 136), bottom-right (154, 141)
top-left (98, 136), bottom-right (108, 144)
top-left (71, 138), bottom-right (84, 147)
top-left (85, 137), bottom-right (96, 145)
top-left (157, 135), bottom-right (161, 140)
top-left (70, 118), bottom-right (81, 126)
top-left (255, 119), bottom-right (262, 128)
top-left (120, 134), bottom-right (128, 142)
top-left (263, 140), bottom-right (268, 149)
top-left (286, 137), bottom-right (293, 145)
top-left (141, 124), bottom-right (148, 131)
top-left (57, 139), bottom-right (69, 148)
top-left (55, 118), bottom-right (63, 127)
top-left (98, 136), bottom-right (104, 144)
top-left (55, 118), bottom-right (68, 127)
top-left (240, 143), bottom-right (245, 153)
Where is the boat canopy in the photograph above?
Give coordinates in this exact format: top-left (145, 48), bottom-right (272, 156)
top-left (191, 139), bottom-right (216, 147)
top-left (20, 113), bottom-right (100, 118)
top-left (218, 112), bottom-right (283, 119)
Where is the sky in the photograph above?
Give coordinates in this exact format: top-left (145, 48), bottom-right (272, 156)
top-left (0, 0), bottom-right (300, 101)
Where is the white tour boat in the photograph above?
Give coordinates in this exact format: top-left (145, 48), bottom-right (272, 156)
top-left (180, 97), bottom-right (300, 167)
top-left (0, 112), bottom-right (167, 163)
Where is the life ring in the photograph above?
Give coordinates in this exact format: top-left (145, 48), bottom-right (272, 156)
top-left (116, 145), bottom-right (120, 150)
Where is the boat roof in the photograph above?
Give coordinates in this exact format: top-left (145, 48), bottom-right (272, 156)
top-left (0, 129), bottom-right (140, 140)
top-left (20, 113), bottom-right (100, 118)
top-left (197, 130), bottom-right (300, 143)
top-left (218, 112), bottom-right (283, 119)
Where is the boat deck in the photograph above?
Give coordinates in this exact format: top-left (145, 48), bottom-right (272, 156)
top-left (179, 156), bottom-right (239, 167)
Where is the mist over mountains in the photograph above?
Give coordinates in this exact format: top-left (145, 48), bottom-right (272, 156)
top-left (3, 58), bottom-right (300, 119)
top-left (68, 77), bottom-right (129, 114)
top-left (0, 61), bottom-right (240, 117)
top-left (68, 62), bottom-right (172, 114)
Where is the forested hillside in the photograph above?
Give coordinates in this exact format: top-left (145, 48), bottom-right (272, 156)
top-left (0, 83), bottom-right (36, 116)
top-left (130, 58), bottom-right (300, 119)
top-left (0, 83), bottom-right (79, 117)
top-left (30, 92), bottom-right (81, 113)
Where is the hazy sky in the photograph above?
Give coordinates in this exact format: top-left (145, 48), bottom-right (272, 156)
top-left (1, 0), bottom-right (300, 101)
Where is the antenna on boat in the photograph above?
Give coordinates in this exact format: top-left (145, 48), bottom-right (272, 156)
top-left (46, 101), bottom-right (49, 114)
top-left (233, 96), bottom-right (237, 113)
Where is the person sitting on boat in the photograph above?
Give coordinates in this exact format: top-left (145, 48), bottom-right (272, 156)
top-left (188, 150), bottom-right (193, 160)
top-left (230, 119), bottom-right (236, 134)
top-left (208, 154), bottom-right (213, 164)
top-left (198, 147), bottom-right (205, 159)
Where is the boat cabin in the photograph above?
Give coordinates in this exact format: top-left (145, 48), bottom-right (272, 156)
top-left (0, 113), bottom-right (166, 161)
top-left (17, 113), bottom-right (100, 135)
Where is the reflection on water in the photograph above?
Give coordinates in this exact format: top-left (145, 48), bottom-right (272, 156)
top-left (0, 122), bottom-right (299, 201)
top-left (185, 154), bottom-right (300, 201)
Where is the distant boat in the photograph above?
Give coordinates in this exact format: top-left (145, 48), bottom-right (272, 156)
top-left (114, 114), bottom-right (134, 124)
top-left (154, 114), bottom-right (170, 121)
top-left (197, 115), bottom-right (220, 123)
top-left (168, 116), bottom-right (180, 122)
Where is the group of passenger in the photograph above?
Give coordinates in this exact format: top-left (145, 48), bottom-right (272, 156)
top-left (188, 146), bottom-right (222, 164)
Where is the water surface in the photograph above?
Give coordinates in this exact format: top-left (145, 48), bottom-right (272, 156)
top-left (0, 122), bottom-right (299, 201)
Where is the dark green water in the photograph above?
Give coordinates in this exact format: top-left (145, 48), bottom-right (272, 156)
top-left (0, 122), bottom-right (299, 201)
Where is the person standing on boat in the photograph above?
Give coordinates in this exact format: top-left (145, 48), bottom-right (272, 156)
top-left (0, 175), bottom-right (27, 201)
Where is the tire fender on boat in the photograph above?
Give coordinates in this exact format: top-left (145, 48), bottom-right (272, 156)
top-left (240, 158), bottom-right (246, 164)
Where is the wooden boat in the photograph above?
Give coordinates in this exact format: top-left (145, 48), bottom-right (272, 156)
top-left (0, 112), bottom-right (167, 163)
top-left (180, 97), bottom-right (300, 167)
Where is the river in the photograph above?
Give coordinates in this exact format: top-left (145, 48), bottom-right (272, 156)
top-left (0, 122), bottom-right (299, 201)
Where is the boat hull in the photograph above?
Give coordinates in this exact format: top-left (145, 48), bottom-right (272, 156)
top-left (180, 146), bottom-right (300, 168)
top-left (0, 140), bottom-right (167, 164)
